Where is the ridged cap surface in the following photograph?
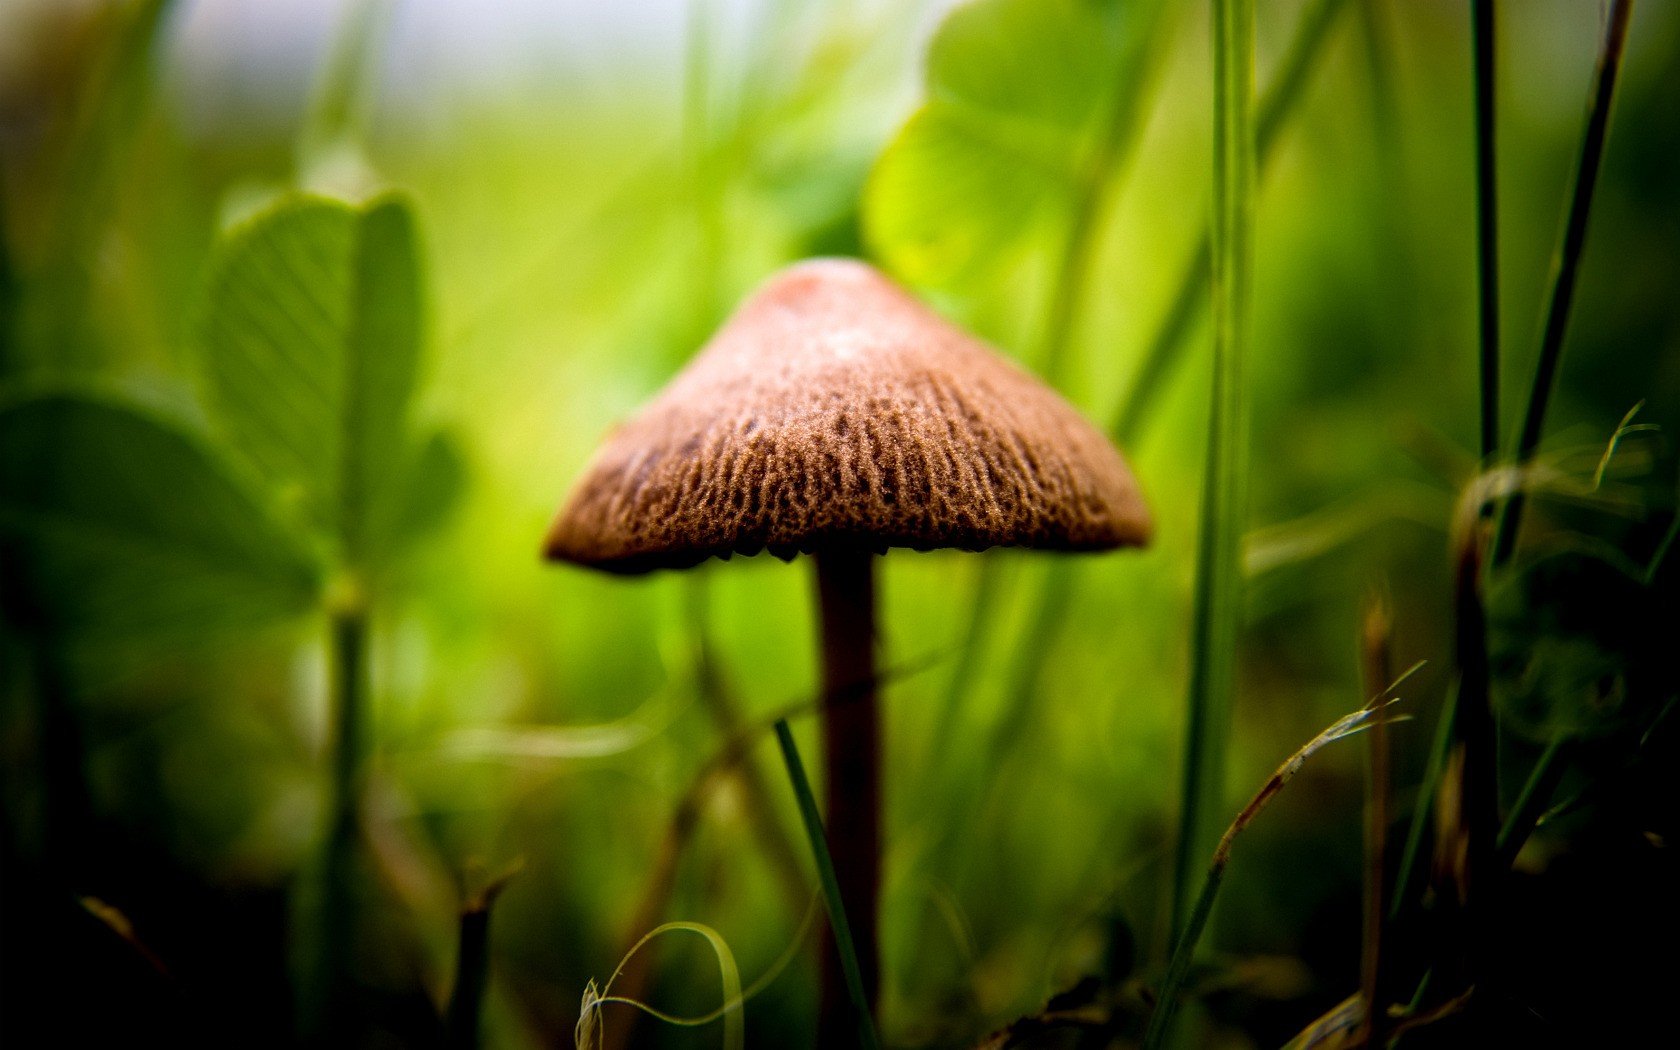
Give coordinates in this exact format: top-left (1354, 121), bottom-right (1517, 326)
top-left (545, 259), bottom-right (1151, 573)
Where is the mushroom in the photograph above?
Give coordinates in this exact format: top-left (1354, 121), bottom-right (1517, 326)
top-left (545, 258), bottom-right (1150, 1029)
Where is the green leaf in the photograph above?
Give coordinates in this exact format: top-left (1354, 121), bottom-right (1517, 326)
top-left (368, 426), bottom-right (466, 560)
top-left (862, 0), bottom-right (1164, 288)
top-left (0, 392), bottom-right (321, 645)
top-left (196, 192), bottom-right (424, 567)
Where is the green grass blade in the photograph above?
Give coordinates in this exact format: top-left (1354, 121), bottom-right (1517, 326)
top-left (1389, 683), bottom-right (1457, 920)
top-left (772, 719), bottom-right (880, 1050)
top-left (926, 3), bottom-right (1358, 895)
top-left (1110, 0), bottom-right (1349, 447)
top-left (1472, 0), bottom-right (1501, 466)
top-left (580, 920), bottom-right (746, 1050)
top-left (1491, 0), bottom-right (1634, 566)
top-left (927, 3), bottom-right (1352, 933)
top-left (1147, 697), bottom-right (1395, 1048)
top-left (1495, 734), bottom-right (1574, 866)
top-left (1169, 0), bottom-right (1255, 949)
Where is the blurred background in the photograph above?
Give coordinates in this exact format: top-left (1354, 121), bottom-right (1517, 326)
top-left (2, 0), bottom-right (1677, 1046)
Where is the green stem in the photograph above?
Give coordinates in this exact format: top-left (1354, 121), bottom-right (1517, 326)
top-left (1472, 0), bottom-right (1500, 467)
top-left (446, 904), bottom-right (492, 1050)
top-left (329, 611), bottom-right (367, 842)
top-left (1490, 0), bottom-right (1633, 567)
top-left (1170, 0), bottom-right (1254, 946)
top-left (773, 719), bottom-right (881, 1050)
top-left (318, 607), bottom-right (368, 1035)
top-left (1389, 684), bottom-right (1456, 920)
top-left (1144, 864), bottom-right (1225, 1049)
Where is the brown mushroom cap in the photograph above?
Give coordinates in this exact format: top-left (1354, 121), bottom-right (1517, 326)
top-left (545, 258), bottom-right (1152, 573)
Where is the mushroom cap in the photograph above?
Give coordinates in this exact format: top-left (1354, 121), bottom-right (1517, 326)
top-left (545, 258), bottom-right (1152, 573)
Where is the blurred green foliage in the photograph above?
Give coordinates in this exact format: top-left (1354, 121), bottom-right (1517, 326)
top-left (1, 1), bottom-right (1677, 1047)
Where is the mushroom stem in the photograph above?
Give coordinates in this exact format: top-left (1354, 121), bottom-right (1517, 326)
top-left (814, 546), bottom-right (880, 1034)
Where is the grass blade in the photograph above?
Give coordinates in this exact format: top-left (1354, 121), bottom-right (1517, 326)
top-left (1495, 734), bottom-right (1574, 867)
top-left (1473, 0), bottom-right (1501, 466)
top-left (1169, 0), bottom-right (1255, 948)
top-left (1145, 696), bottom-right (1402, 1048)
top-left (772, 719), bottom-right (880, 1050)
top-left (936, 0), bottom-right (1357, 848)
top-left (1389, 682), bottom-right (1456, 920)
top-left (578, 921), bottom-right (745, 1050)
top-left (1111, 0), bottom-right (1351, 446)
top-left (1491, 0), bottom-right (1634, 566)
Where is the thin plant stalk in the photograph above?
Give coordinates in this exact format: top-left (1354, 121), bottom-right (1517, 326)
top-left (447, 868), bottom-right (518, 1050)
top-left (1389, 683), bottom-right (1457, 920)
top-left (1447, 529), bottom-right (1498, 984)
top-left (1169, 0), bottom-right (1254, 947)
top-left (446, 906), bottom-right (491, 1050)
top-left (1144, 697), bottom-right (1400, 1049)
top-left (1491, 0), bottom-right (1634, 566)
top-left (1358, 598), bottom-right (1394, 1043)
top-left (316, 604), bottom-right (369, 1034)
top-left (773, 719), bottom-right (881, 1050)
top-left (1472, 0), bottom-right (1500, 467)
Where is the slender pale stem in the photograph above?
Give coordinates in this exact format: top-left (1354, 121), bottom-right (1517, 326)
top-left (813, 548), bottom-right (880, 1043)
